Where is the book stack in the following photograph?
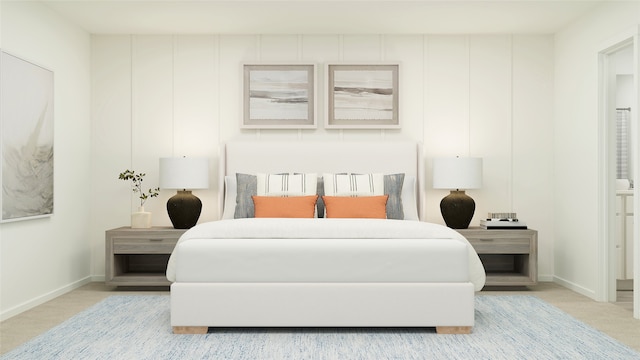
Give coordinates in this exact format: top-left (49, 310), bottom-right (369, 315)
top-left (480, 212), bottom-right (527, 229)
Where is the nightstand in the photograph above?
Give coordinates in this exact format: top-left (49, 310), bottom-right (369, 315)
top-left (456, 227), bottom-right (538, 286)
top-left (105, 226), bottom-right (186, 286)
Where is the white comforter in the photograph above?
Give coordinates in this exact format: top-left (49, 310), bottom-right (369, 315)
top-left (166, 218), bottom-right (486, 291)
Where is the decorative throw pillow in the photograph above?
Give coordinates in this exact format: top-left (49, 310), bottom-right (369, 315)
top-left (252, 195), bottom-right (319, 218)
top-left (234, 173), bottom-right (257, 219)
top-left (316, 177), bottom-right (325, 218)
top-left (322, 195), bottom-right (389, 219)
top-left (257, 173), bottom-right (317, 196)
top-left (222, 175), bottom-right (237, 219)
top-left (384, 173), bottom-right (405, 220)
top-left (323, 173), bottom-right (385, 196)
top-left (400, 176), bottom-right (418, 221)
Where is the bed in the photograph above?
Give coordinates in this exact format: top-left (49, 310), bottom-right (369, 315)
top-left (167, 141), bottom-right (486, 334)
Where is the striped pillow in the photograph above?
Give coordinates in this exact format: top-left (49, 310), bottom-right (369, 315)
top-left (257, 173), bottom-right (317, 196)
top-left (323, 173), bottom-right (384, 197)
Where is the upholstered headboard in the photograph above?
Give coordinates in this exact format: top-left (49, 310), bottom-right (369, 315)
top-left (219, 141), bottom-right (424, 220)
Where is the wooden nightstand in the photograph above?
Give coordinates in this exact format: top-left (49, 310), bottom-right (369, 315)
top-left (105, 226), bottom-right (187, 286)
top-left (456, 227), bottom-right (538, 287)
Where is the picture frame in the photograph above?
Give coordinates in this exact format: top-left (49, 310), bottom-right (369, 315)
top-left (326, 63), bottom-right (399, 129)
top-left (1, 50), bottom-right (54, 222)
top-left (242, 63), bottom-right (316, 129)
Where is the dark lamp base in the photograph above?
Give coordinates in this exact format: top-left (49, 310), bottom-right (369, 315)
top-left (167, 190), bottom-right (202, 229)
top-left (440, 190), bottom-right (475, 229)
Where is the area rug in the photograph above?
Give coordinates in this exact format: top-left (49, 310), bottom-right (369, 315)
top-left (2, 295), bottom-right (638, 360)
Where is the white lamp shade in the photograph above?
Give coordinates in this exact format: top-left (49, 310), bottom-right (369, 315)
top-left (432, 157), bottom-right (482, 190)
top-left (159, 157), bottom-right (209, 190)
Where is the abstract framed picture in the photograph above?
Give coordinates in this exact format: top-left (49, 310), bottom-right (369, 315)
top-left (1, 51), bottom-right (54, 222)
top-left (326, 63), bottom-right (399, 129)
top-left (242, 63), bottom-right (316, 129)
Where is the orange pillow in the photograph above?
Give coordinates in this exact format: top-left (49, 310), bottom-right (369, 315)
top-left (252, 195), bottom-right (319, 218)
top-left (322, 195), bottom-right (389, 219)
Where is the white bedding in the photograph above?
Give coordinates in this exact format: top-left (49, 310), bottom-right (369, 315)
top-left (166, 218), bottom-right (486, 291)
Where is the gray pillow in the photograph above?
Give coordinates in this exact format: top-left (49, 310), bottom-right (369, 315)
top-left (384, 173), bottom-right (405, 220)
top-left (316, 177), bottom-right (325, 217)
top-left (234, 173), bottom-right (257, 218)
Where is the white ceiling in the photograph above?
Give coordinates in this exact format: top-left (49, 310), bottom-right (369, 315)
top-left (40, 0), bottom-right (606, 35)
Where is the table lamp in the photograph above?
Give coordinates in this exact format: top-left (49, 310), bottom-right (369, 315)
top-left (159, 157), bottom-right (209, 229)
top-left (432, 157), bottom-right (482, 229)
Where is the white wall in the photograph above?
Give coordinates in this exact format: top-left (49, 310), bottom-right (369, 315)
top-left (91, 34), bottom-right (555, 281)
top-left (0, 2), bottom-right (92, 319)
top-left (554, 1), bottom-right (640, 298)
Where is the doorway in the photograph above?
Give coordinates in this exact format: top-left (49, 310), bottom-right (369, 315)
top-left (612, 45), bottom-right (634, 310)
top-left (599, 34), bottom-right (639, 319)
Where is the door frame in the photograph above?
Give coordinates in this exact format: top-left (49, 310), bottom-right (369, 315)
top-left (597, 26), bottom-right (639, 319)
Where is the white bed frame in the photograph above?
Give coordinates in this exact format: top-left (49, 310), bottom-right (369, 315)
top-left (170, 141), bottom-right (475, 334)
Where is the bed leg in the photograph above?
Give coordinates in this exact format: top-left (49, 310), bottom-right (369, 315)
top-left (436, 326), bottom-right (472, 334)
top-left (173, 326), bottom-right (208, 334)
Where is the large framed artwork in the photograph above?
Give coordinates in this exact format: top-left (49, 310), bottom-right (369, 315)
top-left (1, 51), bottom-right (54, 222)
top-left (326, 63), bottom-right (399, 129)
top-left (242, 63), bottom-right (316, 129)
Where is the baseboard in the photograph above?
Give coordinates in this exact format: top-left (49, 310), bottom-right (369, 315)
top-left (553, 275), bottom-right (597, 300)
top-left (0, 276), bottom-right (92, 321)
top-left (91, 275), bottom-right (105, 282)
top-left (537, 274), bottom-right (554, 282)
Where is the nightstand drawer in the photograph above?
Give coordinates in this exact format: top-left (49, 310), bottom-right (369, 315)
top-left (466, 237), bottom-right (530, 254)
top-left (113, 237), bottom-right (178, 254)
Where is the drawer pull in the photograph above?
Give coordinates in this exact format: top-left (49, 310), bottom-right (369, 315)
top-left (479, 238), bottom-right (494, 242)
top-left (149, 238), bottom-right (164, 242)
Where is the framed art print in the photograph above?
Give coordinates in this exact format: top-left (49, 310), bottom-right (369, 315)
top-left (1, 51), bottom-right (54, 222)
top-left (242, 63), bottom-right (316, 129)
top-left (326, 63), bottom-right (399, 129)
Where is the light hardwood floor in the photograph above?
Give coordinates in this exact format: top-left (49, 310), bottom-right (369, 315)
top-left (1, 282), bottom-right (639, 355)
top-left (616, 290), bottom-right (634, 312)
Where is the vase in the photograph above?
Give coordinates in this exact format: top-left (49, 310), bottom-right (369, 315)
top-left (131, 206), bottom-right (152, 229)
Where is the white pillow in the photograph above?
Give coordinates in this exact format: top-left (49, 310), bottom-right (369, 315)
top-left (221, 175), bottom-right (237, 219)
top-left (257, 173), bottom-right (317, 196)
top-left (323, 173), bottom-right (384, 196)
top-left (401, 176), bottom-right (419, 221)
